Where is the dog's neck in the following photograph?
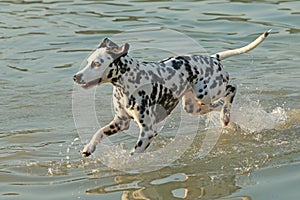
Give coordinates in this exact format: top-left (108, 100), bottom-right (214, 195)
top-left (109, 54), bottom-right (138, 86)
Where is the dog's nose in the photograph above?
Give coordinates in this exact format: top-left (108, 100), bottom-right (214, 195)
top-left (73, 73), bottom-right (83, 83)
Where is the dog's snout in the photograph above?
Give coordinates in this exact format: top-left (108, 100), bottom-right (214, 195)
top-left (73, 73), bottom-right (83, 83)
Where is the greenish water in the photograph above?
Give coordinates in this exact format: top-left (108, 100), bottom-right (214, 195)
top-left (1, 0), bottom-right (300, 199)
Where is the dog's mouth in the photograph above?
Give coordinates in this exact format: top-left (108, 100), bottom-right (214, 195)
top-left (79, 78), bottom-right (102, 89)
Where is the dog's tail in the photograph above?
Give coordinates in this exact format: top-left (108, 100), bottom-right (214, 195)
top-left (211, 30), bottom-right (271, 60)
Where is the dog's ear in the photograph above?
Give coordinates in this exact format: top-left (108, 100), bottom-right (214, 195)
top-left (99, 38), bottom-right (119, 49)
top-left (108, 43), bottom-right (130, 59)
top-left (99, 38), bottom-right (129, 58)
top-left (117, 43), bottom-right (130, 55)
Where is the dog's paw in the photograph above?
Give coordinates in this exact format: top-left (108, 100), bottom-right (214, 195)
top-left (225, 122), bottom-right (241, 132)
top-left (82, 144), bottom-right (96, 157)
top-left (221, 113), bottom-right (231, 127)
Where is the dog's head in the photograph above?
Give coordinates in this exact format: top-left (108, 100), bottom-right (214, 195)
top-left (73, 38), bottom-right (129, 89)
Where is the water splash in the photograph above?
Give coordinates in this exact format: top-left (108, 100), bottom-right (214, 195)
top-left (231, 96), bottom-right (288, 133)
top-left (69, 94), bottom-right (297, 174)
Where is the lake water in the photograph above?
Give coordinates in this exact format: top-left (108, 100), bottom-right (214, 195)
top-left (1, 0), bottom-right (300, 199)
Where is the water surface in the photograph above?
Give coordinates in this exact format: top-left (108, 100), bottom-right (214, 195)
top-left (1, 0), bottom-right (300, 199)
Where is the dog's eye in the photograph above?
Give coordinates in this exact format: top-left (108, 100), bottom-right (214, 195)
top-left (91, 61), bottom-right (100, 68)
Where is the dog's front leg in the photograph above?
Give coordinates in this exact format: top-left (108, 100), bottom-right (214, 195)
top-left (130, 129), bottom-right (158, 155)
top-left (129, 105), bottom-right (160, 155)
top-left (82, 115), bottom-right (130, 157)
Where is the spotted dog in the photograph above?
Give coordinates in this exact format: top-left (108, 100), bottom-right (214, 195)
top-left (73, 30), bottom-right (270, 157)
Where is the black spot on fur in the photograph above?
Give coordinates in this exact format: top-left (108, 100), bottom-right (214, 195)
top-left (185, 63), bottom-right (194, 82)
top-left (148, 135), bottom-right (154, 140)
top-left (210, 80), bottom-right (218, 89)
top-left (217, 64), bottom-right (222, 71)
top-left (264, 31), bottom-right (270, 37)
top-left (104, 130), bottom-right (113, 136)
top-left (137, 140), bottom-right (143, 147)
top-left (145, 143), bottom-right (150, 149)
top-left (171, 59), bottom-right (183, 70)
top-left (107, 69), bottom-right (114, 79)
top-left (198, 94), bottom-right (204, 99)
top-left (176, 56), bottom-right (191, 61)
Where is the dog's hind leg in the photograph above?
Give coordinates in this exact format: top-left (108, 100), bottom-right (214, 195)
top-left (220, 84), bottom-right (237, 127)
top-left (82, 114), bottom-right (131, 157)
top-left (182, 91), bottom-right (224, 116)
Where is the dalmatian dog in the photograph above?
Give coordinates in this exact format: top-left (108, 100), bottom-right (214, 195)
top-left (73, 30), bottom-right (270, 157)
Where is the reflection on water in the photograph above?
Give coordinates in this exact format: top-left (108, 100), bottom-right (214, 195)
top-left (1, 0), bottom-right (300, 199)
top-left (87, 172), bottom-right (239, 199)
